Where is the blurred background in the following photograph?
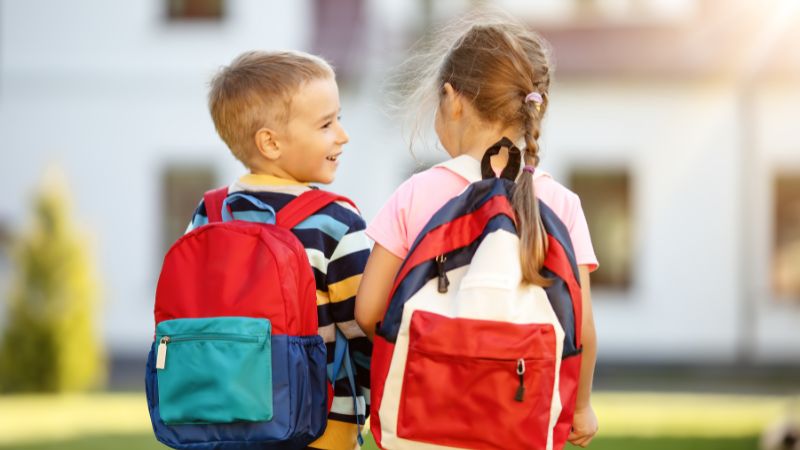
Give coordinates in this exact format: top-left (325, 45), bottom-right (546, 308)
top-left (0, 0), bottom-right (799, 449)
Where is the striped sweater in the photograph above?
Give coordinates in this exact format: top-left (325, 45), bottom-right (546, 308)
top-left (187, 174), bottom-right (371, 450)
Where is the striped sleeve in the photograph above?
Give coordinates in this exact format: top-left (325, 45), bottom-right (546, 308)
top-left (307, 205), bottom-right (373, 449)
top-left (185, 199), bottom-right (208, 234)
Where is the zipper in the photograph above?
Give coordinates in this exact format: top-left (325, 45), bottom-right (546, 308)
top-left (155, 334), bottom-right (259, 370)
top-left (515, 358), bottom-right (526, 402)
top-left (435, 255), bottom-right (449, 293)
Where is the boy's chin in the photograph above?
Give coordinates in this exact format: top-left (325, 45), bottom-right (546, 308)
top-left (306, 173), bottom-right (336, 185)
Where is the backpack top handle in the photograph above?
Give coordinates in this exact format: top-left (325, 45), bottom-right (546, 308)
top-left (480, 136), bottom-right (522, 181)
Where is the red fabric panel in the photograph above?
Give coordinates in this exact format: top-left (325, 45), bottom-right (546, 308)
top-left (388, 196), bottom-right (515, 302)
top-left (396, 311), bottom-right (556, 450)
top-left (154, 221), bottom-right (318, 335)
top-left (369, 336), bottom-right (395, 449)
top-left (553, 354), bottom-right (583, 449)
top-left (203, 187), bottom-right (228, 224)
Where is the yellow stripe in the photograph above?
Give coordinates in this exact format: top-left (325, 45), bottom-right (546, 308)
top-left (307, 419), bottom-right (357, 450)
top-left (328, 274), bottom-right (361, 303)
top-left (238, 173), bottom-right (308, 186)
top-left (316, 290), bottom-right (330, 306)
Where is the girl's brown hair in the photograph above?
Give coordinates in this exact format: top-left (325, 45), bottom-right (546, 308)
top-left (402, 14), bottom-right (553, 285)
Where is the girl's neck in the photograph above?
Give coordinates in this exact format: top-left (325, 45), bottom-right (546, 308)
top-left (454, 122), bottom-right (521, 164)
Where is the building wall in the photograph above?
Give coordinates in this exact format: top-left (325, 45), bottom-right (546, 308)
top-left (1, 0), bottom-right (798, 363)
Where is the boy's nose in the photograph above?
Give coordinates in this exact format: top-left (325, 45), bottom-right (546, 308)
top-left (337, 124), bottom-right (350, 145)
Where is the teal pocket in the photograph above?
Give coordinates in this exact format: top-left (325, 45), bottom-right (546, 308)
top-left (155, 317), bottom-right (272, 425)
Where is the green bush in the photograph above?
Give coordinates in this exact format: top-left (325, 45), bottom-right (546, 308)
top-left (0, 171), bottom-right (106, 392)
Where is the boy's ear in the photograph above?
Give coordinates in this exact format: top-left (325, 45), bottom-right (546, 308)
top-left (254, 128), bottom-right (281, 161)
top-left (442, 82), bottom-right (463, 120)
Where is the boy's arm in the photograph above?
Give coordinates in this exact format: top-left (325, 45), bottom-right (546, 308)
top-left (184, 199), bottom-right (209, 234)
top-left (326, 216), bottom-right (372, 415)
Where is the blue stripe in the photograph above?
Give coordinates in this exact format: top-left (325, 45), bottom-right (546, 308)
top-left (542, 267), bottom-right (579, 357)
top-left (231, 209), bottom-right (277, 224)
top-left (327, 249), bottom-right (370, 283)
top-left (540, 200), bottom-right (580, 284)
top-left (294, 214), bottom-right (349, 241)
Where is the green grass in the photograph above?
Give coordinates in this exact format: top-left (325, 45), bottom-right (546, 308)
top-left (0, 392), bottom-right (788, 449)
top-left (0, 433), bottom-right (760, 450)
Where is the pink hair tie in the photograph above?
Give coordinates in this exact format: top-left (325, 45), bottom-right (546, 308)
top-left (522, 165), bottom-right (535, 174)
top-left (524, 92), bottom-right (543, 104)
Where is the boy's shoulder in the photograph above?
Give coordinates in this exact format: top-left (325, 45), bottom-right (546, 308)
top-left (313, 189), bottom-right (367, 230)
top-left (229, 180), bottom-right (365, 230)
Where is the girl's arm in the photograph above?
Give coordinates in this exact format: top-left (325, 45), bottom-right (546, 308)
top-left (568, 265), bottom-right (599, 447)
top-left (355, 243), bottom-right (404, 340)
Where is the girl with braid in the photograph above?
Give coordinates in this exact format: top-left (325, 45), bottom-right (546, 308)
top-left (356, 15), bottom-right (600, 448)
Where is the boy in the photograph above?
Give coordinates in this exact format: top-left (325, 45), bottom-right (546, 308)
top-left (188, 50), bottom-right (371, 450)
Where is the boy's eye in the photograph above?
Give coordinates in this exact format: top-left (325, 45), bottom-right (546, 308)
top-left (321, 116), bottom-right (341, 129)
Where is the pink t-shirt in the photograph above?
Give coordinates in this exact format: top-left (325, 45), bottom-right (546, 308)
top-left (366, 155), bottom-right (599, 271)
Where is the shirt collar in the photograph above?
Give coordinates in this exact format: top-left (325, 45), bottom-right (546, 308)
top-left (237, 173), bottom-right (309, 187)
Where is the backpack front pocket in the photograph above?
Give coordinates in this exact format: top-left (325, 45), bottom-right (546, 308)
top-left (155, 317), bottom-right (272, 425)
top-left (397, 310), bottom-right (558, 450)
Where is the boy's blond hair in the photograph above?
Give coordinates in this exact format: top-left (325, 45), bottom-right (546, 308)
top-left (208, 50), bottom-right (333, 166)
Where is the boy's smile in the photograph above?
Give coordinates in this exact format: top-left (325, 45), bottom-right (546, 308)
top-left (258, 76), bottom-right (349, 184)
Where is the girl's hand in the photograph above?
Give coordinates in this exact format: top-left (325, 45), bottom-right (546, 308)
top-left (568, 404), bottom-right (598, 447)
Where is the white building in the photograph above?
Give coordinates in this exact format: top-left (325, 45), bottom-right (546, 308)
top-left (1, 0), bottom-right (798, 367)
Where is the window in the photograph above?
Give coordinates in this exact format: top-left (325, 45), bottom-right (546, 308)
top-left (161, 165), bottom-right (217, 254)
top-left (569, 168), bottom-right (632, 289)
top-left (311, 0), bottom-right (365, 83)
top-left (167, 0), bottom-right (225, 21)
top-left (773, 173), bottom-right (800, 300)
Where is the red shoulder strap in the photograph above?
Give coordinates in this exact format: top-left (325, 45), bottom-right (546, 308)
top-left (203, 187), bottom-right (229, 223)
top-left (277, 189), bottom-right (358, 229)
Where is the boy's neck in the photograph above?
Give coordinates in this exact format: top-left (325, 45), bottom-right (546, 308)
top-left (248, 160), bottom-right (302, 183)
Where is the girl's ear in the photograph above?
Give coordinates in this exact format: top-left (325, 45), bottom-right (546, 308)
top-left (442, 82), bottom-right (463, 120)
top-left (254, 128), bottom-right (281, 161)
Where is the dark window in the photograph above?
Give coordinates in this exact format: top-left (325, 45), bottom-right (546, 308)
top-left (773, 173), bottom-right (800, 300)
top-left (311, 0), bottom-right (365, 83)
top-left (167, 0), bottom-right (225, 21)
top-left (569, 168), bottom-right (632, 289)
top-left (161, 165), bottom-right (217, 254)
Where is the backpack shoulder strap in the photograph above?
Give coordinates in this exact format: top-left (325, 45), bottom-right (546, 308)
top-left (276, 189), bottom-right (358, 229)
top-left (203, 186), bottom-right (229, 224)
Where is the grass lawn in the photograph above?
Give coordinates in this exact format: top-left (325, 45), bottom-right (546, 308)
top-left (0, 391), bottom-right (789, 449)
top-left (0, 433), bottom-right (761, 450)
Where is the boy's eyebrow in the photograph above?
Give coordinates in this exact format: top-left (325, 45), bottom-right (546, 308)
top-left (317, 108), bottom-right (342, 123)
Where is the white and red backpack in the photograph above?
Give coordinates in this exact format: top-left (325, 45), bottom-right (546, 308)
top-left (370, 139), bottom-right (584, 450)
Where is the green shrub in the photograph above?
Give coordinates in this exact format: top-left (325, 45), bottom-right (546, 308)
top-left (0, 171), bottom-right (106, 392)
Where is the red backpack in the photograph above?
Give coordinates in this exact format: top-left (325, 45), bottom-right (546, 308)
top-left (146, 187), bottom-right (354, 450)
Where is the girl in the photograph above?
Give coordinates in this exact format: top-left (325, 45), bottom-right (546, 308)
top-left (356, 16), bottom-right (599, 449)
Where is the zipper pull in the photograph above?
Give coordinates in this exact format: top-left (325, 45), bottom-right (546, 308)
top-left (156, 336), bottom-right (170, 370)
top-left (436, 255), bottom-right (449, 293)
top-left (515, 358), bottom-right (525, 402)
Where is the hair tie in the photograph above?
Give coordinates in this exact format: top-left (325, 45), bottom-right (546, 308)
top-left (522, 165), bottom-right (535, 175)
top-left (524, 92), bottom-right (543, 104)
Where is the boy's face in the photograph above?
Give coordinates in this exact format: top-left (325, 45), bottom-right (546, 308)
top-left (271, 76), bottom-right (349, 184)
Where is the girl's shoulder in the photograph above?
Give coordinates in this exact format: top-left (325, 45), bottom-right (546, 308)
top-left (389, 164), bottom-right (469, 206)
top-left (533, 170), bottom-right (583, 227)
